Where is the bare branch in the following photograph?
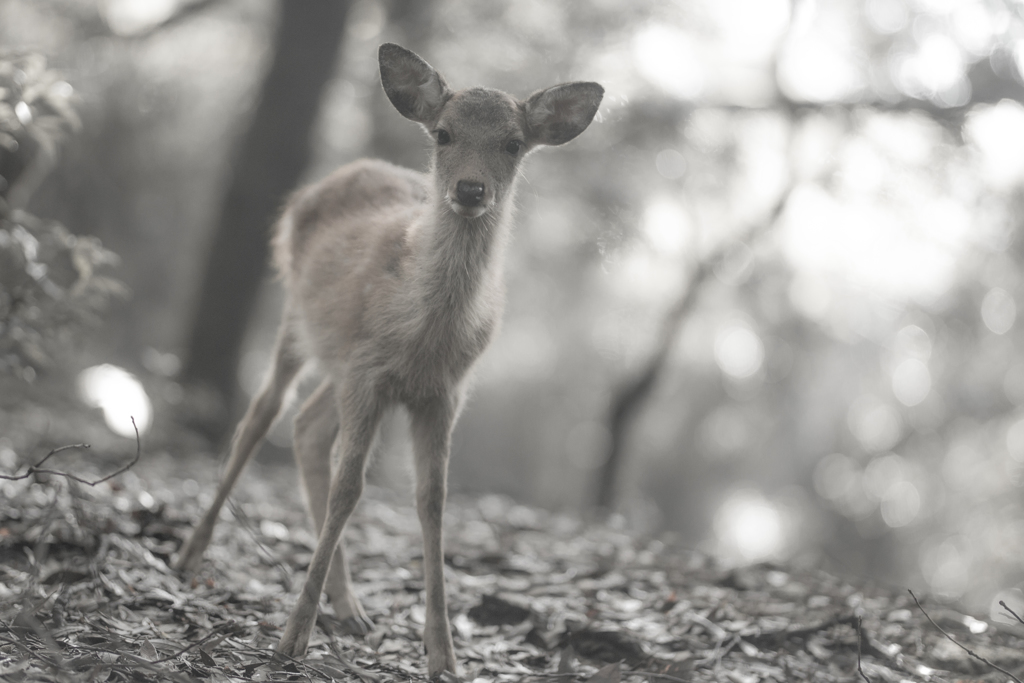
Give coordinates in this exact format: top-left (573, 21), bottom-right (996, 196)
top-left (0, 443), bottom-right (91, 481)
top-left (999, 600), bottom-right (1024, 627)
top-left (909, 589), bottom-right (1023, 683)
top-left (0, 417), bottom-right (141, 485)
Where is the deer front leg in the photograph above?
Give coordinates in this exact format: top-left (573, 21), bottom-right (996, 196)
top-left (292, 379), bottom-right (373, 634)
top-left (409, 396), bottom-right (459, 679)
top-left (278, 391), bottom-right (382, 658)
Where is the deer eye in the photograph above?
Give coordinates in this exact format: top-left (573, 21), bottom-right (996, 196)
top-left (505, 139), bottom-right (523, 156)
top-left (435, 129), bottom-right (451, 145)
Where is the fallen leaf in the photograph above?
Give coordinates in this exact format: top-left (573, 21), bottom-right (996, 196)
top-left (138, 639), bottom-right (157, 661)
top-left (468, 594), bottom-right (532, 626)
top-left (568, 628), bottom-right (647, 666)
top-left (587, 661), bottom-right (621, 683)
top-left (557, 644), bottom-right (577, 674)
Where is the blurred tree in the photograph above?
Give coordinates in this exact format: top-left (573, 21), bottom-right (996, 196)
top-left (594, 191), bottom-right (791, 511)
top-left (591, 0), bottom-right (1024, 518)
top-left (368, 0), bottom-right (436, 167)
top-left (181, 0), bottom-right (351, 433)
top-left (579, 0), bottom-right (1024, 601)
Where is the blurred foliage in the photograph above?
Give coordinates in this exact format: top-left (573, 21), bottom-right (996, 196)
top-left (0, 53), bottom-right (124, 381)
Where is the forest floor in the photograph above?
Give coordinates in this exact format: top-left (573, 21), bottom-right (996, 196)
top-left (3, 394), bottom-right (1024, 683)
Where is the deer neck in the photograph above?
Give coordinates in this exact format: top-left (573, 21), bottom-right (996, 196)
top-left (409, 186), bottom-right (514, 325)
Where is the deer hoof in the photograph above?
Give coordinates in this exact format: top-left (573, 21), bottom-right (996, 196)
top-left (174, 541), bottom-right (204, 574)
top-left (338, 614), bottom-right (374, 636)
top-left (276, 630), bottom-right (308, 659)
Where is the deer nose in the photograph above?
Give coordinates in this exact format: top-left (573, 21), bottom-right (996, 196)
top-left (455, 180), bottom-right (485, 206)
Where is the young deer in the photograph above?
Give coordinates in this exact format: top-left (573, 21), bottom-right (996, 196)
top-left (174, 43), bottom-right (602, 677)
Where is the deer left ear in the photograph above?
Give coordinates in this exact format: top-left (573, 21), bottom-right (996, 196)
top-left (524, 82), bottom-right (604, 147)
top-left (379, 43), bottom-right (452, 124)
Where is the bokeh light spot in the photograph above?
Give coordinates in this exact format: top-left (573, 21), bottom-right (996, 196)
top-left (714, 322), bottom-right (764, 380)
top-left (102, 0), bottom-right (178, 36)
top-left (893, 324), bottom-right (932, 360)
top-left (848, 396), bottom-right (902, 452)
top-left (642, 197), bottom-right (690, 256)
top-left (77, 364), bottom-right (153, 438)
top-left (866, 0), bottom-right (909, 34)
top-left (863, 453), bottom-right (905, 501)
top-left (714, 488), bottom-right (785, 564)
top-left (892, 358), bottom-right (932, 407)
top-left (632, 24), bottom-right (703, 99)
top-left (922, 538), bottom-right (969, 598)
top-left (654, 148), bottom-right (687, 180)
top-left (880, 480), bottom-right (921, 528)
top-left (981, 287), bottom-right (1016, 334)
top-left (966, 101), bottom-right (1024, 188)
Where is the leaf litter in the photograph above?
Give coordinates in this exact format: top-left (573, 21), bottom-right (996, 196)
top-left (3, 437), bottom-right (1024, 682)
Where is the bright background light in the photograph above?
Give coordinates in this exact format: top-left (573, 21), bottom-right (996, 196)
top-left (714, 321), bottom-right (764, 380)
top-left (713, 488), bottom-right (786, 564)
top-left (632, 24), bottom-right (704, 100)
top-left (77, 364), bottom-right (153, 438)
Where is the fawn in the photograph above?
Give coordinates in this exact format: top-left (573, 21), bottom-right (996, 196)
top-left (174, 43), bottom-right (602, 677)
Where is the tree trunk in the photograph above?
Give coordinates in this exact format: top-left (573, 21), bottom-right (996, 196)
top-left (594, 190), bottom-right (792, 512)
top-left (368, 0), bottom-right (436, 166)
top-left (594, 260), bottom-right (712, 511)
top-left (181, 0), bottom-right (351, 429)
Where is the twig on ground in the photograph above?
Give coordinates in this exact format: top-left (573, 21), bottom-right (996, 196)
top-left (530, 670), bottom-right (694, 683)
top-left (235, 643), bottom-right (327, 683)
top-left (627, 672), bottom-right (692, 683)
top-left (227, 497), bottom-right (294, 591)
top-left (0, 443), bottom-right (91, 480)
top-left (0, 417), bottom-right (141, 485)
top-left (69, 644), bottom-right (195, 683)
top-left (856, 616), bottom-right (871, 683)
top-left (12, 606), bottom-right (63, 666)
top-left (0, 634), bottom-right (61, 670)
top-left (529, 674), bottom-right (577, 679)
top-left (747, 612), bottom-right (858, 645)
top-left (909, 589), bottom-right (1023, 683)
top-left (148, 626), bottom-right (232, 664)
top-left (1000, 600), bottom-right (1024, 627)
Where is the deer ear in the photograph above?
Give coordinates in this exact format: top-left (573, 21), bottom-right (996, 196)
top-left (379, 43), bottom-right (451, 124)
top-left (524, 82), bottom-right (604, 147)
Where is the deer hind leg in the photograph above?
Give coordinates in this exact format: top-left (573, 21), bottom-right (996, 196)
top-left (292, 378), bottom-right (373, 634)
top-left (408, 395), bottom-right (459, 679)
top-left (176, 326), bottom-right (303, 574)
top-left (278, 382), bottom-right (383, 658)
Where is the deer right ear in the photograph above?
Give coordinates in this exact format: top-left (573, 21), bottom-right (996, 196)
top-left (524, 82), bottom-right (604, 147)
top-left (379, 43), bottom-right (451, 124)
